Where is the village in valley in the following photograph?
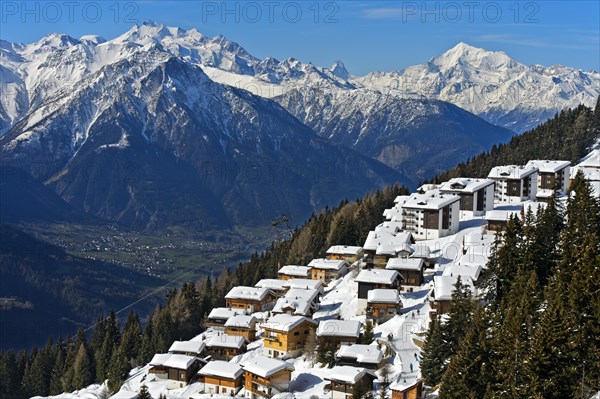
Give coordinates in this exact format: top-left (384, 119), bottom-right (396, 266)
top-left (102, 144), bottom-right (600, 399)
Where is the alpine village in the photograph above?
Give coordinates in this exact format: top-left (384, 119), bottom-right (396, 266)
top-left (1, 99), bottom-right (599, 399)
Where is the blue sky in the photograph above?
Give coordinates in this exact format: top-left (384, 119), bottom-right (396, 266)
top-left (1, 1), bottom-right (598, 75)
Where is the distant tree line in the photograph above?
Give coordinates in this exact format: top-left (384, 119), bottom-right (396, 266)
top-left (421, 174), bottom-right (600, 398)
top-left (0, 184), bottom-right (406, 398)
top-left (427, 97), bottom-right (600, 184)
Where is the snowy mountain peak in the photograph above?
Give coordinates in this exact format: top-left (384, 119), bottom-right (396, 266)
top-left (79, 35), bottom-right (106, 45)
top-left (331, 60), bottom-right (350, 80)
top-left (431, 42), bottom-right (515, 70)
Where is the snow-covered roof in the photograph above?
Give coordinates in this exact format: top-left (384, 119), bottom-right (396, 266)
top-left (242, 356), bottom-right (294, 378)
top-left (326, 245), bottom-right (363, 255)
top-left (205, 334), bottom-right (247, 349)
top-left (255, 279), bottom-right (288, 291)
top-left (485, 210), bottom-right (519, 222)
top-left (432, 275), bottom-right (475, 301)
top-left (168, 340), bottom-right (205, 355)
top-left (390, 378), bottom-right (423, 392)
top-left (198, 360), bottom-right (243, 380)
top-left (355, 269), bottom-right (399, 285)
top-left (577, 149), bottom-right (600, 168)
top-left (224, 314), bottom-right (256, 329)
top-left (316, 319), bottom-right (361, 338)
top-left (535, 189), bottom-right (555, 198)
top-left (442, 264), bottom-right (482, 282)
top-left (326, 366), bottom-right (375, 383)
top-left (394, 195), bottom-right (410, 204)
top-left (386, 257), bottom-right (424, 271)
top-left (374, 221), bottom-right (404, 233)
top-left (439, 178), bottom-right (495, 193)
top-left (261, 313), bottom-right (317, 332)
top-left (525, 160), bottom-right (570, 173)
top-left (367, 289), bottom-right (400, 304)
top-left (110, 390), bottom-right (139, 399)
top-left (376, 242), bottom-right (414, 256)
top-left (336, 344), bottom-right (383, 364)
top-left (225, 286), bottom-right (272, 301)
top-left (273, 289), bottom-right (320, 316)
top-left (308, 258), bottom-right (349, 271)
top-left (208, 307), bottom-right (242, 320)
top-left (278, 265), bottom-right (312, 277)
top-left (150, 353), bottom-right (197, 370)
top-left (363, 231), bottom-right (414, 252)
top-left (149, 353), bottom-right (171, 366)
top-left (401, 189), bottom-right (460, 210)
top-left (411, 244), bottom-right (431, 259)
top-left (488, 164), bottom-right (537, 179)
top-left (282, 278), bottom-right (324, 291)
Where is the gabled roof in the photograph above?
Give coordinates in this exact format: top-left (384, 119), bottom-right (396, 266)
top-left (386, 257), bottom-right (424, 271)
top-left (278, 265), bottom-right (312, 277)
top-left (326, 366), bottom-right (376, 384)
top-left (356, 269), bottom-right (400, 285)
top-left (225, 286), bottom-right (272, 301)
top-left (205, 334), bottom-right (247, 349)
top-left (390, 378), bottom-right (423, 392)
top-left (485, 210), bottom-right (519, 222)
top-left (336, 344), bottom-right (383, 364)
top-left (374, 221), bottom-right (404, 233)
top-left (224, 314), bottom-right (257, 329)
top-left (282, 278), bottom-right (324, 291)
top-left (376, 242), bottom-right (414, 256)
top-left (198, 360), bottom-right (243, 380)
top-left (525, 160), bottom-right (570, 173)
top-left (272, 289), bottom-right (320, 316)
top-left (363, 231), bottom-right (414, 252)
top-left (367, 289), bottom-right (401, 304)
top-left (442, 264), bottom-right (482, 282)
top-left (432, 275), bottom-right (475, 301)
top-left (316, 319), bottom-right (361, 338)
top-left (150, 353), bottom-right (197, 370)
top-left (208, 307), bottom-right (242, 320)
top-left (261, 314), bottom-right (317, 332)
top-left (488, 165), bottom-right (537, 179)
top-left (168, 340), bottom-right (205, 355)
top-left (255, 279), bottom-right (288, 291)
top-left (439, 178), bottom-right (495, 193)
top-left (308, 258), bottom-right (349, 271)
top-left (326, 245), bottom-right (363, 256)
top-left (242, 356), bottom-right (294, 378)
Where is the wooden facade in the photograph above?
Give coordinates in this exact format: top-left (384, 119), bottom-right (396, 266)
top-left (263, 319), bottom-right (317, 358)
top-left (329, 374), bottom-right (376, 399)
top-left (391, 379), bottom-right (423, 399)
top-left (225, 325), bottom-right (256, 341)
top-left (149, 360), bottom-right (200, 385)
top-left (368, 302), bottom-right (401, 323)
top-left (225, 294), bottom-right (275, 314)
top-left (202, 375), bottom-right (243, 396)
top-left (244, 369), bottom-right (292, 398)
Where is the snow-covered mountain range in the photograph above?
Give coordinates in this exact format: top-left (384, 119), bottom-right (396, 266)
top-left (1, 21), bottom-right (597, 229)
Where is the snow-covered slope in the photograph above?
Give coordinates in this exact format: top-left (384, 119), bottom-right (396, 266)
top-left (0, 42), bottom-right (403, 230)
top-left (354, 43), bottom-right (600, 132)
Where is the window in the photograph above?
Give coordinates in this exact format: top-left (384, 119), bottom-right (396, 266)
top-left (294, 332), bottom-right (300, 336)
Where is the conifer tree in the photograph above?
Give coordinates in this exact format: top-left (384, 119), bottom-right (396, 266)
top-left (439, 308), bottom-right (493, 399)
top-left (138, 384), bottom-right (151, 399)
top-left (420, 317), bottom-right (447, 386)
top-left (444, 276), bottom-right (474, 355)
top-left (107, 347), bottom-right (130, 393)
top-left (525, 276), bottom-right (574, 399)
top-left (492, 269), bottom-right (540, 398)
top-left (72, 343), bottom-right (93, 390)
top-left (49, 346), bottom-right (65, 395)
